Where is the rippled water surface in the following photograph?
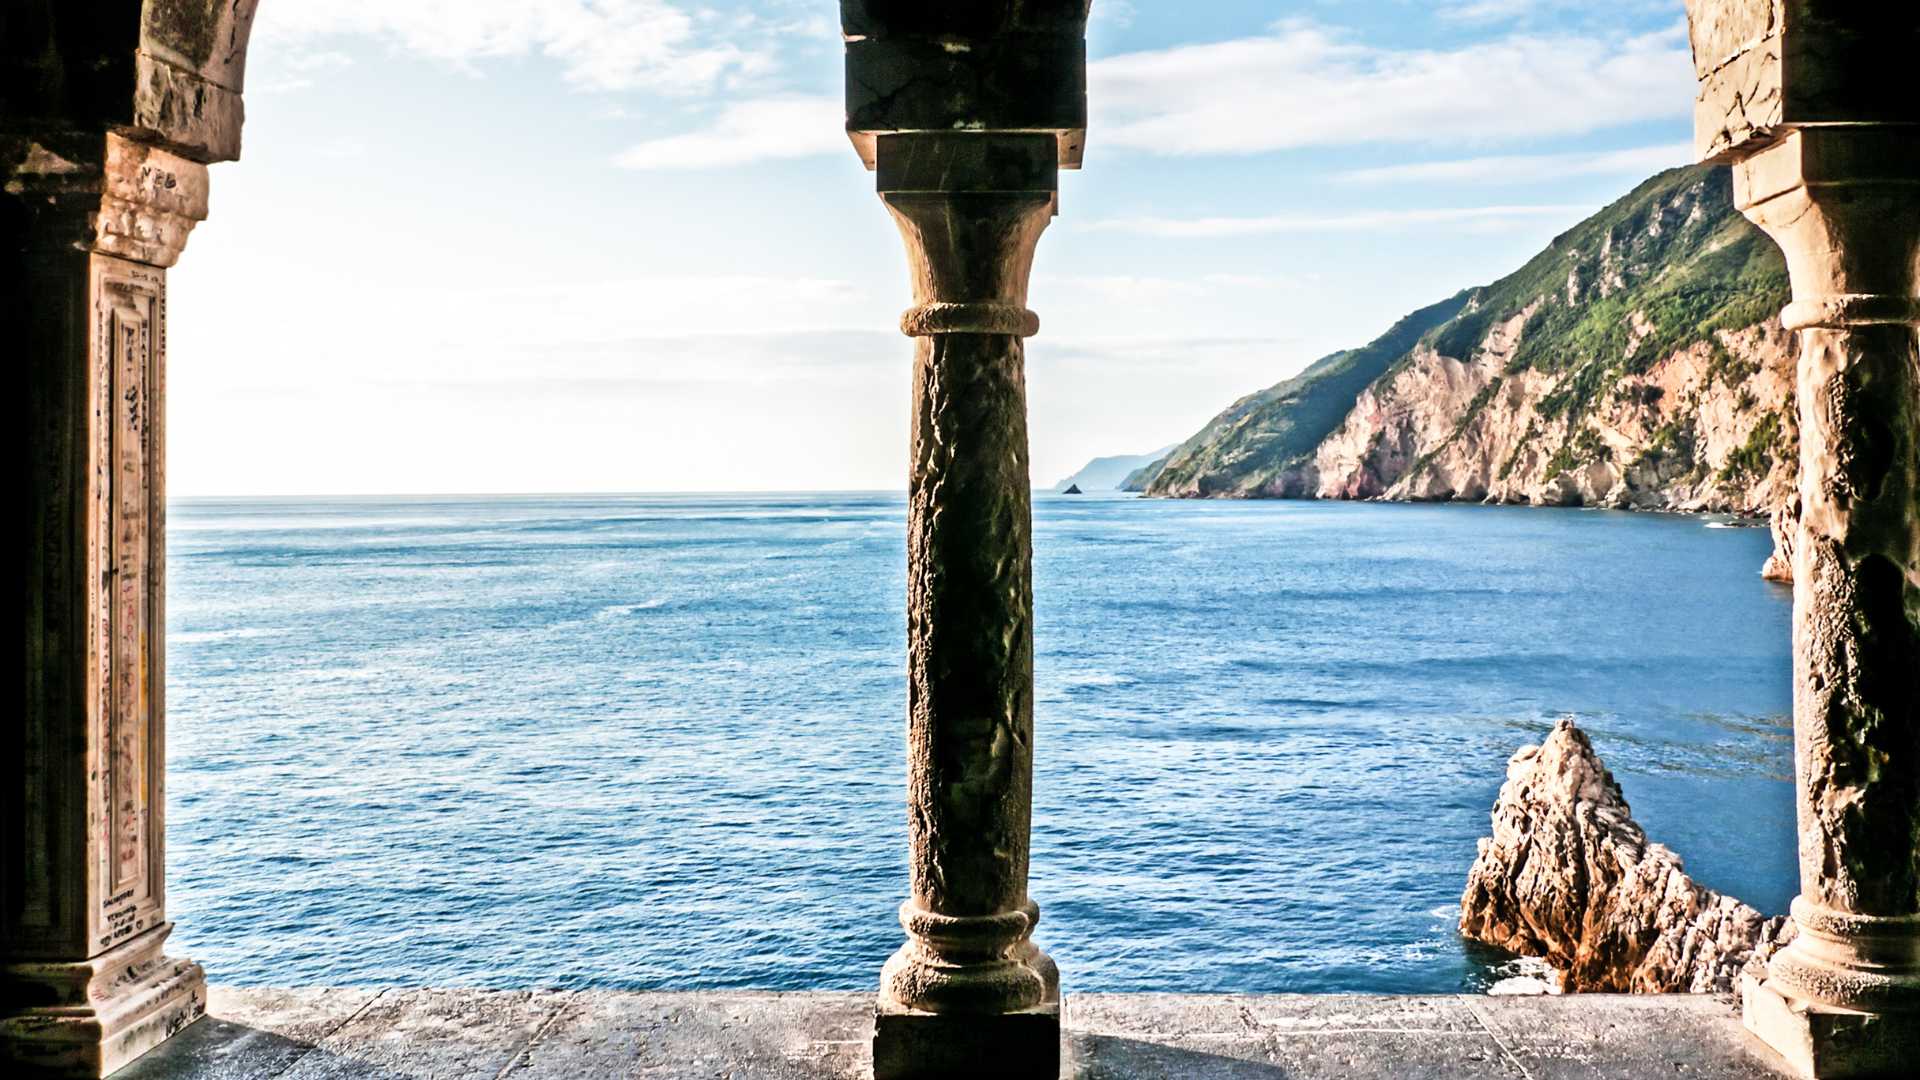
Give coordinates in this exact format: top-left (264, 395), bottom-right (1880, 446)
top-left (167, 493), bottom-right (1795, 992)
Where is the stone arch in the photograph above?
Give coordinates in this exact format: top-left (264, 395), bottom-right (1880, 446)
top-left (3, 1), bottom-right (260, 165)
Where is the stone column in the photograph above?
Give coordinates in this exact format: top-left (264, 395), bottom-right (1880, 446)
top-left (6, 6), bottom-right (254, 1072)
top-left (1729, 125), bottom-right (1920, 1079)
top-left (1684, 5), bottom-right (1920, 1072)
top-left (2, 131), bottom-right (210, 1078)
top-left (870, 131), bottom-right (1063, 1080)
top-left (839, 5), bottom-right (1087, 1075)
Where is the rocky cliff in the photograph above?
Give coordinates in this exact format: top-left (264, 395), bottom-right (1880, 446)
top-left (1461, 720), bottom-right (1794, 993)
top-left (1140, 167), bottom-right (1797, 526)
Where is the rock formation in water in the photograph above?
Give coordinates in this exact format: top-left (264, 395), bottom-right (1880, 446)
top-left (1133, 166), bottom-right (1798, 571)
top-left (1760, 496), bottom-right (1798, 583)
top-left (1460, 719), bottom-right (1794, 993)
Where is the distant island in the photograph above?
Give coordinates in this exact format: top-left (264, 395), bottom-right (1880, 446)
top-left (1048, 445), bottom-right (1177, 493)
top-left (1060, 166), bottom-right (1798, 574)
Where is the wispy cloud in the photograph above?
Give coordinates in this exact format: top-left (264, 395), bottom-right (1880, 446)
top-left (1438, 0), bottom-right (1539, 23)
top-left (1040, 335), bottom-right (1305, 370)
top-left (1091, 1), bottom-right (1138, 30)
top-left (191, 274), bottom-right (885, 393)
top-left (259, 0), bottom-right (772, 94)
top-left (1086, 204), bottom-right (1593, 239)
top-left (616, 95), bottom-right (843, 170)
top-left (251, 48), bottom-right (357, 94)
top-left (1044, 272), bottom-right (1321, 305)
top-left (590, 16), bottom-right (1692, 171)
top-left (1089, 20), bottom-right (1691, 156)
top-left (1336, 142), bottom-right (1693, 185)
top-left (1437, 1), bottom-right (1680, 26)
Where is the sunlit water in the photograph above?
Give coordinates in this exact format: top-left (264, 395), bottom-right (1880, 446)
top-left (166, 492), bottom-right (1795, 993)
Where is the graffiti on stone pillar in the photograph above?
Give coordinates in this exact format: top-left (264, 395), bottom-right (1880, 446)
top-left (93, 258), bottom-right (165, 950)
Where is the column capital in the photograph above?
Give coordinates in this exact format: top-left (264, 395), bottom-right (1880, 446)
top-left (1731, 124), bottom-right (1920, 219)
top-left (5, 132), bottom-right (210, 268)
top-left (1726, 127), bottom-right (1920, 320)
top-left (876, 134), bottom-right (1058, 340)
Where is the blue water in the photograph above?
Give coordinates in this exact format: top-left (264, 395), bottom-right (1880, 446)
top-left (165, 492), bottom-right (1796, 993)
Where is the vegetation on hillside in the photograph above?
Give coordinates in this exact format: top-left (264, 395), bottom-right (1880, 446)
top-left (1136, 292), bottom-right (1470, 494)
top-left (1142, 165), bottom-right (1793, 501)
top-left (1433, 166), bottom-right (1787, 435)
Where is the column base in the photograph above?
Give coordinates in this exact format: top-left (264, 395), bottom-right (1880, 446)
top-left (1743, 973), bottom-right (1920, 1079)
top-left (874, 998), bottom-right (1061, 1080)
top-left (1, 924), bottom-right (207, 1078)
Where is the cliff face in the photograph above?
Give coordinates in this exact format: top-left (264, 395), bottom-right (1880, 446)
top-left (1308, 319), bottom-right (1796, 511)
top-left (1142, 167), bottom-right (1797, 518)
top-left (1140, 293), bottom-right (1471, 497)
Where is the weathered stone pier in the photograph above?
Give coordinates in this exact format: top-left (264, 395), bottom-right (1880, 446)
top-left (844, 4), bottom-right (1088, 1075)
top-left (5, 2), bottom-right (1917, 1078)
top-left (5, 2), bottom-right (255, 1075)
top-left (1686, 3), bottom-right (1920, 1076)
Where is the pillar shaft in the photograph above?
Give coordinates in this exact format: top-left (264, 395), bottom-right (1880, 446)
top-left (3, 131), bottom-right (209, 1078)
top-left (872, 132), bottom-right (1061, 1080)
top-left (1732, 126), bottom-right (1920, 1077)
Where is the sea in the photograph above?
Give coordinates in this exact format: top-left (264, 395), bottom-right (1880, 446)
top-left (165, 491), bottom-right (1796, 993)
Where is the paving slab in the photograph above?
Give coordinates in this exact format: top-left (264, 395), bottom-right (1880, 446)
top-left (513, 991), bottom-right (870, 1080)
top-left (1067, 992), bottom-right (1514, 1080)
top-left (115, 989), bottom-right (384, 1080)
top-left (1467, 993), bottom-right (1788, 1079)
top-left (277, 989), bottom-right (569, 1080)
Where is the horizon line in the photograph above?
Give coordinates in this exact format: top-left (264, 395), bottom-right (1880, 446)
top-left (168, 487), bottom-right (1136, 500)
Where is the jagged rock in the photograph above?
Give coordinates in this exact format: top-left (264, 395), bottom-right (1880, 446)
top-left (1460, 719), bottom-right (1794, 993)
top-left (1761, 495), bottom-right (1797, 583)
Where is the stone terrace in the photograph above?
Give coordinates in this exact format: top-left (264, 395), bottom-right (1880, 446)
top-left (121, 989), bottom-right (1793, 1079)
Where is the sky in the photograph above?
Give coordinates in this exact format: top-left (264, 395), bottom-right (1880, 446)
top-left (168, 0), bottom-right (1700, 495)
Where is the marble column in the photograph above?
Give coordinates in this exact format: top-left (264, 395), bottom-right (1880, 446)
top-left (870, 131), bottom-right (1062, 1080)
top-left (1732, 126), bottom-right (1920, 1078)
top-left (3, 131), bottom-right (210, 1077)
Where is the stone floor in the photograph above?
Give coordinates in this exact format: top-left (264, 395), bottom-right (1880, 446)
top-left (119, 988), bottom-right (1796, 1079)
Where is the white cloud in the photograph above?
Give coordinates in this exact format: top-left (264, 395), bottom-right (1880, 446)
top-left (409, 273), bottom-right (879, 351)
top-left (615, 95), bottom-right (844, 169)
top-left (1438, 0), bottom-right (1539, 23)
top-left (1086, 203), bottom-right (1594, 239)
top-left (1088, 21), bottom-right (1693, 156)
top-left (259, 0), bottom-right (768, 94)
top-left (1043, 272), bottom-right (1320, 306)
top-left (173, 272), bottom-right (886, 393)
top-left (1336, 142), bottom-right (1693, 185)
top-left (1048, 275), bottom-right (1208, 303)
top-left (1438, 1), bottom-right (1679, 26)
top-left (1091, 1), bottom-right (1138, 29)
top-left (250, 46), bottom-right (356, 93)
top-left (1201, 272), bottom-right (1323, 289)
top-left (595, 17), bottom-right (1692, 171)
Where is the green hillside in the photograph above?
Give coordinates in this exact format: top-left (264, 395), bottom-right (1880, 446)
top-left (1141, 165), bottom-right (1791, 501)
